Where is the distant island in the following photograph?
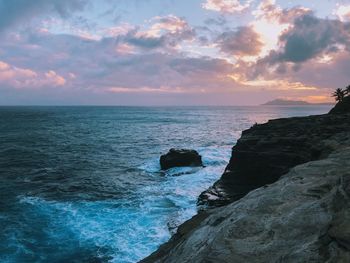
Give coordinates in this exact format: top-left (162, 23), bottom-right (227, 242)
top-left (262, 99), bottom-right (334, 106)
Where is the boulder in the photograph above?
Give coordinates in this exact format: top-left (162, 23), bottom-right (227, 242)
top-left (160, 149), bottom-right (203, 170)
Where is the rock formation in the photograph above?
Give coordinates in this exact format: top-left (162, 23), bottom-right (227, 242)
top-left (142, 139), bottom-right (350, 262)
top-left (141, 99), bottom-right (350, 262)
top-left (198, 113), bottom-right (350, 207)
top-left (160, 149), bottom-right (203, 170)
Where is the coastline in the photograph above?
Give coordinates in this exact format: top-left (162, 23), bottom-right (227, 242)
top-left (1, 106), bottom-right (332, 262)
top-left (141, 103), bottom-right (350, 262)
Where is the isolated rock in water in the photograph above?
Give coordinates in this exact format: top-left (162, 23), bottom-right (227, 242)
top-left (160, 149), bottom-right (203, 170)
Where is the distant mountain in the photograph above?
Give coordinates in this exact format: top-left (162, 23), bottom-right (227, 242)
top-left (262, 99), bottom-right (334, 106)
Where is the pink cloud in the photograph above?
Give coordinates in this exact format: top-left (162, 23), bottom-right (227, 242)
top-left (45, 70), bottom-right (66, 86)
top-left (0, 61), bottom-right (66, 89)
top-left (115, 43), bottom-right (135, 54)
top-left (103, 23), bottom-right (136, 37)
top-left (149, 15), bottom-right (189, 35)
top-left (253, 0), bottom-right (311, 24)
top-left (106, 86), bottom-right (187, 94)
top-left (0, 2), bottom-right (348, 106)
top-left (334, 5), bottom-right (350, 22)
top-left (216, 26), bottom-right (263, 57)
top-left (202, 0), bottom-right (252, 14)
top-left (0, 61), bottom-right (10, 70)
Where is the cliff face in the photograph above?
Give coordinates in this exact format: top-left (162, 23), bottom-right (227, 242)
top-left (141, 100), bottom-right (350, 263)
top-left (142, 138), bottom-right (350, 262)
top-left (198, 113), bottom-right (350, 207)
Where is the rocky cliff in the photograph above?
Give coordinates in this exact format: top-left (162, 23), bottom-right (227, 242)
top-left (141, 100), bottom-right (350, 263)
top-left (198, 112), bottom-right (350, 208)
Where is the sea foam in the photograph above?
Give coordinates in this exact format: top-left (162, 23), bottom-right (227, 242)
top-left (6, 145), bottom-right (231, 263)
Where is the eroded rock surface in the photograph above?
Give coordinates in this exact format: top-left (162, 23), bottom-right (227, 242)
top-left (142, 139), bottom-right (350, 263)
top-left (198, 113), bottom-right (350, 207)
top-left (141, 103), bottom-right (350, 263)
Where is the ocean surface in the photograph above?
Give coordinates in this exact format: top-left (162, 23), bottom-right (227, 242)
top-left (0, 105), bottom-right (332, 263)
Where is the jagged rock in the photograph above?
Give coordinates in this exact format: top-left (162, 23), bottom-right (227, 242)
top-left (141, 141), bottom-right (350, 263)
top-left (198, 113), bottom-right (350, 208)
top-left (141, 103), bottom-right (350, 263)
top-left (160, 149), bottom-right (203, 170)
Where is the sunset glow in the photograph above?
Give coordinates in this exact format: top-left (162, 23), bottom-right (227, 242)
top-left (0, 0), bottom-right (347, 105)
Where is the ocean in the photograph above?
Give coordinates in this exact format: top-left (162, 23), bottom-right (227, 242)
top-left (0, 106), bottom-right (332, 263)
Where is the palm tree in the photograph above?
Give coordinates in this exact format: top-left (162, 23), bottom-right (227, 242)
top-left (345, 85), bottom-right (350, 96)
top-left (332, 88), bottom-right (345, 102)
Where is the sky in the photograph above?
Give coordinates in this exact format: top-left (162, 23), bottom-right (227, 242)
top-left (0, 0), bottom-right (349, 105)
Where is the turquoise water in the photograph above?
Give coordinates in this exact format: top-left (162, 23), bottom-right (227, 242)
top-left (0, 106), bottom-right (332, 262)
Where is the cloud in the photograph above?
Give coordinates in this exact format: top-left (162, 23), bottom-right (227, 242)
top-left (245, 11), bottom-right (350, 82)
top-left (0, 28), bottom-right (239, 94)
top-left (107, 86), bottom-right (188, 94)
top-left (0, 1), bottom-right (348, 105)
top-left (149, 15), bottom-right (189, 35)
top-left (268, 14), bottom-right (350, 64)
top-left (126, 34), bottom-right (165, 49)
top-left (202, 0), bottom-right (252, 14)
top-left (95, 54), bottom-right (238, 93)
top-left (215, 2), bottom-right (350, 101)
top-left (249, 0), bottom-right (311, 57)
top-left (234, 39), bottom-right (350, 102)
top-left (0, 0), bottom-right (87, 32)
top-left (125, 15), bottom-right (195, 50)
top-left (253, 0), bottom-right (311, 24)
top-left (216, 26), bottom-right (263, 57)
top-left (115, 43), bottom-right (135, 54)
top-left (100, 15), bottom-right (195, 51)
top-left (334, 4), bottom-right (350, 22)
top-left (0, 60), bottom-right (66, 88)
top-left (204, 17), bottom-right (227, 26)
top-left (282, 51), bottom-right (350, 90)
top-left (103, 23), bottom-right (136, 37)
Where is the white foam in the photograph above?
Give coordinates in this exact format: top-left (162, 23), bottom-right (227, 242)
top-left (15, 145), bottom-right (232, 262)
top-left (198, 145), bottom-right (232, 166)
top-left (138, 157), bottom-right (162, 174)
